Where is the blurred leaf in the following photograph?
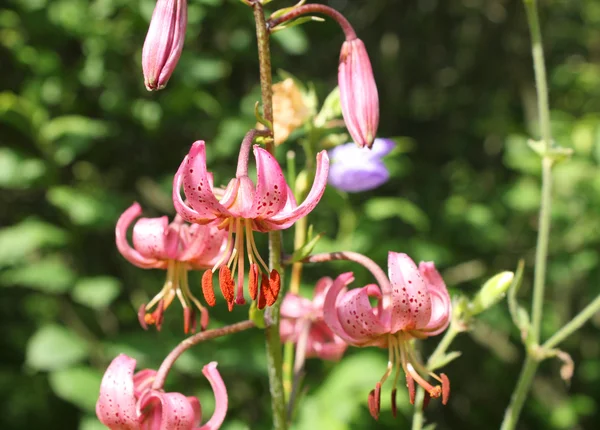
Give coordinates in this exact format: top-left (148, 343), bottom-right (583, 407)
top-left (47, 186), bottom-right (121, 228)
top-left (0, 148), bottom-right (46, 189)
top-left (0, 254), bottom-right (75, 293)
top-left (71, 277), bottom-right (121, 309)
top-left (0, 91), bottom-right (47, 137)
top-left (49, 367), bottom-right (102, 412)
top-left (272, 26), bottom-right (309, 55)
top-left (0, 219), bottom-right (67, 267)
top-left (79, 416), bottom-right (107, 430)
top-left (26, 324), bottom-right (89, 371)
top-left (365, 197), bottom-right (430, 232)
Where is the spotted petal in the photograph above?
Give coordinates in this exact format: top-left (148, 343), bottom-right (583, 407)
top-left (138, 390), bottom-right (198, 430)
top-left (132, 216), bottom-right (179, 261)
top-left (96, 354), bottom-right (139, 430)
top-left (418, 262), bottom-right (451, 336)
top-left (247, 146), bottom-right (288, 220)
top-left (199, 362), bottom-right (228, 430)
top-left (387, 252), bottom-right (432, 333)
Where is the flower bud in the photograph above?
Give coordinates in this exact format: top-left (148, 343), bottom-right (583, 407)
top-left (468, 271), bottom-right (514, 316)
top-left (338, 38), bottom-right (379, 149)
top-left (142, 0), bottom-right (188, 91)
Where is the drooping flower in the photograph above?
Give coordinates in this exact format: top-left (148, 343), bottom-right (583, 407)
top-left (280, 277), bottom-right (348, 361)
top-left (323, 253), bottom-right (451, 419)
top-left (338, 38), bottom-right (379, 149)
top-left (116, 202), bottom-right (228, 333)
top-left (96, 354), bottom-right (227, 430)
top-left (328, 138), bottom-right (394, 192)
top-left (142, 0), bottom-right (187, 91)
top-left (270, 78), bottom-right (311, 145)
top-left (173, 132), bottom-right (329, 311)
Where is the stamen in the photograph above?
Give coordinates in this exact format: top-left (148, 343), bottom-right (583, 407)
top-left (441, 373), bottom-right (450, 405)
top-left (245, 220), bottom-right (270, 274)
top-left (201, 270), bottom-right (216, 306)
top-left (219, 266), bottom-right (235, 311)
top-left (248, 263), bottom-right (259, 300)
top-left (234, 219), bottom-right (246, 305)
top-left (391, 388), bottom-right (397, 418)
top-left (400, 342), bottom-right (442, 400)
top-left (137, 304), bottom-right (148, 330)
top-left (183, 307), bottom-right (194, 334)
top-left (367, 382), bottom-right (381, 420)
top-left (422, 390), bottom-right (431, 410)
top-left (406, 373), bottom-right (416, 405)
top-left (199, 307), bottom-right (209, 331)
top-left (267, 270), bottom-right (281, 306)
top-left (257, 273), bottom-right (268, 310)
top-left (212, 220), bottom-right (235, 272)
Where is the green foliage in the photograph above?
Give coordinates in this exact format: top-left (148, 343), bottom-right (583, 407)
top-left (2, 0), bottom-right (600, 429)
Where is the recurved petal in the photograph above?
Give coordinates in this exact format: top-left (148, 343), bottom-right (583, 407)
top-left (418, 262), bottom-right (451, 335)
top-left (199, 362), bottom-right (228, 430)
top-left (138, 391), bottom-right (198, 430)
top-left (322, 272), bottom-right (365, 346)
top-left (132, 216), bottom-right (179, 261)
top-left (335, 283), bottom-right (388, 345)
top-left (387, 253), bottom-right (432, 333)
top-left (180, 224), bottom-right (229, 269)
top-left (310, 327), bottom-right (348, 361)
top-left (247, 146), bottom-right (288, 219)
top-left (173, 141), bottom-right (228, 224)
top-left (260, 150), bottom-right (329, 230)
top-left (133, 369), bottom-right (157, 398)
top-left (311, 277), bottom-right (335, 311)
top-left (96, 354), bottom-right (139, 430)
top-left (116, 203), bottom-right (162, 269)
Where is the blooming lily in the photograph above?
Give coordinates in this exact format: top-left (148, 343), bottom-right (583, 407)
top-left (328, 138), bottom-right (394, 192)
top-left (280, 277), bottom-right (348, 361)
top-left (173, 130), bottom-right (329, 311)
top-left (142, 0), bottom-right (187, 91)
top-left (116, 202), bottom-right (228, 333)
top-left (323, 252), bottom-right (451, 419)
top-left (338, 38), bottom-right (379, 149)
top-left (96, 354), bottom-right (227, 430)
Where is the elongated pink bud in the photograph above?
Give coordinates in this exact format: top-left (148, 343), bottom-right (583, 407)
top-left (338, 38), bottom-right (379, 149)
top-left (142, 0), bottom-right (187, 91)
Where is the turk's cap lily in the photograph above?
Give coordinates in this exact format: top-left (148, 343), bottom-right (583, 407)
top-left (173, 140), bottom-right (329, 232)
top-left (96, 354), bottom-right (227, 430)
top-left (338, 38), bottom-right (379, 149)
top-left (323, 253), bottom-right (451, 347)
top-left (321, 253), bottom-right (452, 418)
top-left (116, 202), bottom-right (228, 270)
top-left (142, 0), bottom-right (188, 91)
top-left (280, 277), bottom-right (349, 361)
top-left (328, 138), bottom-right (395, 193)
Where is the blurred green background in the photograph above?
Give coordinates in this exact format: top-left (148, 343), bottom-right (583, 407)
top-left (2, 0), bottom-right (600, 429)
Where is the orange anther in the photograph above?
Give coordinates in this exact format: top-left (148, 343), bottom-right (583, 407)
top-left (201, 270), bottom-right (216, 307)
top-left (441, 373), bottom-right (450, 405)
top-left (219, 266), bottom-right (235, 311)
top-left (248, 264), bottom-right (259, 301)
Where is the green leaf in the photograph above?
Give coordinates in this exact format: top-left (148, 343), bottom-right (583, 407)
top-left (46, 186), bottom-right (121, 228)
top-left (0, 219), bottom-right (66, 267)
top-left (272, 26), bottom-right (309, 55)
top-left (0, 147), bottom-right (46, 189)
top-left (71, 277), bottom-right (121, 309)
top-left (0, 254), bottom-right (75, 293)
top-left (429, 351), bottom-right (462, 371)
top-left (365, 197), bottom-right (430, 232)
top-left (26, 324), bottom-right (89, 371)
top-left (49, 367), bottom-right (103, 412)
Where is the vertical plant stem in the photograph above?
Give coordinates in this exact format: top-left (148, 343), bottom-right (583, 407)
top-left (501, 1), bottom-right (554, 428)
top-left (252, 2), bottom-right (286, 429)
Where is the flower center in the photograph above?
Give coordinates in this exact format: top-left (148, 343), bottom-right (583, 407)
top-left (201, 217), bottom-right (280, 311)
top-left (138, 260), bottom-right (209, 334)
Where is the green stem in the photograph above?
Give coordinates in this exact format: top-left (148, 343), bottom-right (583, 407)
top-left (253, 2), bottom-right (286, 429)
top-left (411, 323), bottom-right (461, 430)
top-left (544, 294), bottom-right (600, 350)
top-left (501, 1), bottom-right (554, 428)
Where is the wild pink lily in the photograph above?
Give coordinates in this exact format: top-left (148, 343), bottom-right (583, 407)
top-left (173, 130), bottom-right (329, 311)
top-left (322, 252), bottom-right (451, 419)
top-left (280, 277), bottom-right (348, 361)
top-left (142, 0), bottom-right (187, 91)
top-left (116, 202), bottom-right (228, 333)
top-left (96, 354), bottom-right (227, 430)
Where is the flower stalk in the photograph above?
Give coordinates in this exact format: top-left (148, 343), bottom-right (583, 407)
top-left (252, 2), bottom-right (287, 429)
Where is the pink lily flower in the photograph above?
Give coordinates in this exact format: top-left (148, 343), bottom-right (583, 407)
top-left (96, 354), bottom-right (227, 430)
top-left (116, 202), bottom-right (228, 333)
top-left (173, 131), bottom-right (329, 311)
top-left (323, 252), bottom-right (452, 419)
top-left (280, 277), bottom-right (348, 361)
